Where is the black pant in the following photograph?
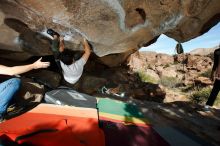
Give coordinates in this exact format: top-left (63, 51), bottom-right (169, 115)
top-left (52, 51), bottom-right (62, 74)
top-left (206, 79), bottom-right (220, 106)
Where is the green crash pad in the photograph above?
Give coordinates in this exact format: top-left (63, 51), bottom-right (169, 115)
top-left (97, 98), bottom-right (144, 118)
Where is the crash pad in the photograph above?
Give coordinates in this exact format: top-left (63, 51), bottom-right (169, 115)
top-left (100, 120), bottom-right (170, 146)
top-left (97, 98), bottom-right (149, 125)
top-left (45, 88), bottom-right (97, 109)
top-left (0, 104), bottom-right (104, 146)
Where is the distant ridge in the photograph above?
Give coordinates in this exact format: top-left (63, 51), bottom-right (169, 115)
top-left (139, 51), bottom-right (171, 56)
top-left (190, 46), bottom-right (219, 56)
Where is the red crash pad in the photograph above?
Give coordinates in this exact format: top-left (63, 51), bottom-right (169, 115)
top-left (0, 104), bottom-right (105, 146)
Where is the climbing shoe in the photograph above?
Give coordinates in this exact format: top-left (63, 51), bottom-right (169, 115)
top-left (47, 29), bottom-right (60, 37)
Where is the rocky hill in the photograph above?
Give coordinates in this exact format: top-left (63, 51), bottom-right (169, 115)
top-left (128, 51), bottom-right (212, 83)
top-left (127, 49), bottom-right (219, 106)
top-left (190, 46), bottom-right (218, 56)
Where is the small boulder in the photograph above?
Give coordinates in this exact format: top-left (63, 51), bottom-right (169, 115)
top-left (194, 76), bottom-right (212, 86)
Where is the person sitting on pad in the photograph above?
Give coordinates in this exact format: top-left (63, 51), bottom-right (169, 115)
top-left (0, 58), bottom-right (50, 121)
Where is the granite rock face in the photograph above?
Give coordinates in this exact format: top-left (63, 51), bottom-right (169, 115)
top-left (0, 0), bottom-right (219, 63)
top-left (127, 51), bottom-right (214, 85)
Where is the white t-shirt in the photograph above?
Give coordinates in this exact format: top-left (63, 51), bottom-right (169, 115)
top-left (60, 57), bottom-right (86, 84)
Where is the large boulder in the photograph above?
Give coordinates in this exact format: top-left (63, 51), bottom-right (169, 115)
top-left (194, 76), bottom-right (213, 86)
top-left (155, 53), bottom-right (174, 66)
top-left (127, 51), bottom-right (145, 71)
top-left (186, 54), bottom-right (213, 72)
top-left (128, 51), bottom-right (215, 86)
top-left (128, 51), bottom-right (174, 71)
top-left (159, 66), bottom-right (178, 78)
top-left (0, 0), bottom-right (219, 66)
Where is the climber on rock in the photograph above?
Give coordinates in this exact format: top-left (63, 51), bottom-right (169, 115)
top-left (0, 58), bottom-right (50, 121)
top-left (47, 29), bottom-right (91, 89)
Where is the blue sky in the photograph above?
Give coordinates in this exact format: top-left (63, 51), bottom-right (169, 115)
top-left (140, 22), bottom-right (220, 54)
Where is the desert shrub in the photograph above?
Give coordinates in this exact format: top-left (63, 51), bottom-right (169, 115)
top-left (164, 64), bottom-right (170, 68)
top-left (159, 76), bottom-right (181, 88)
top-left (181, 84), bottom-right (194, 92)
top-left (200, 69), bottom-right (212, 78)
top-left (190, 87), bottom-right (211, 104)
top-left (137, 70), bottom-right (157, 84)
top-left (190, 87), bottom-right (220, 106)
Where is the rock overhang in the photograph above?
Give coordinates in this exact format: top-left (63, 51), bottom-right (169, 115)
top-left (0, 0), bottom-right (219, 66)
